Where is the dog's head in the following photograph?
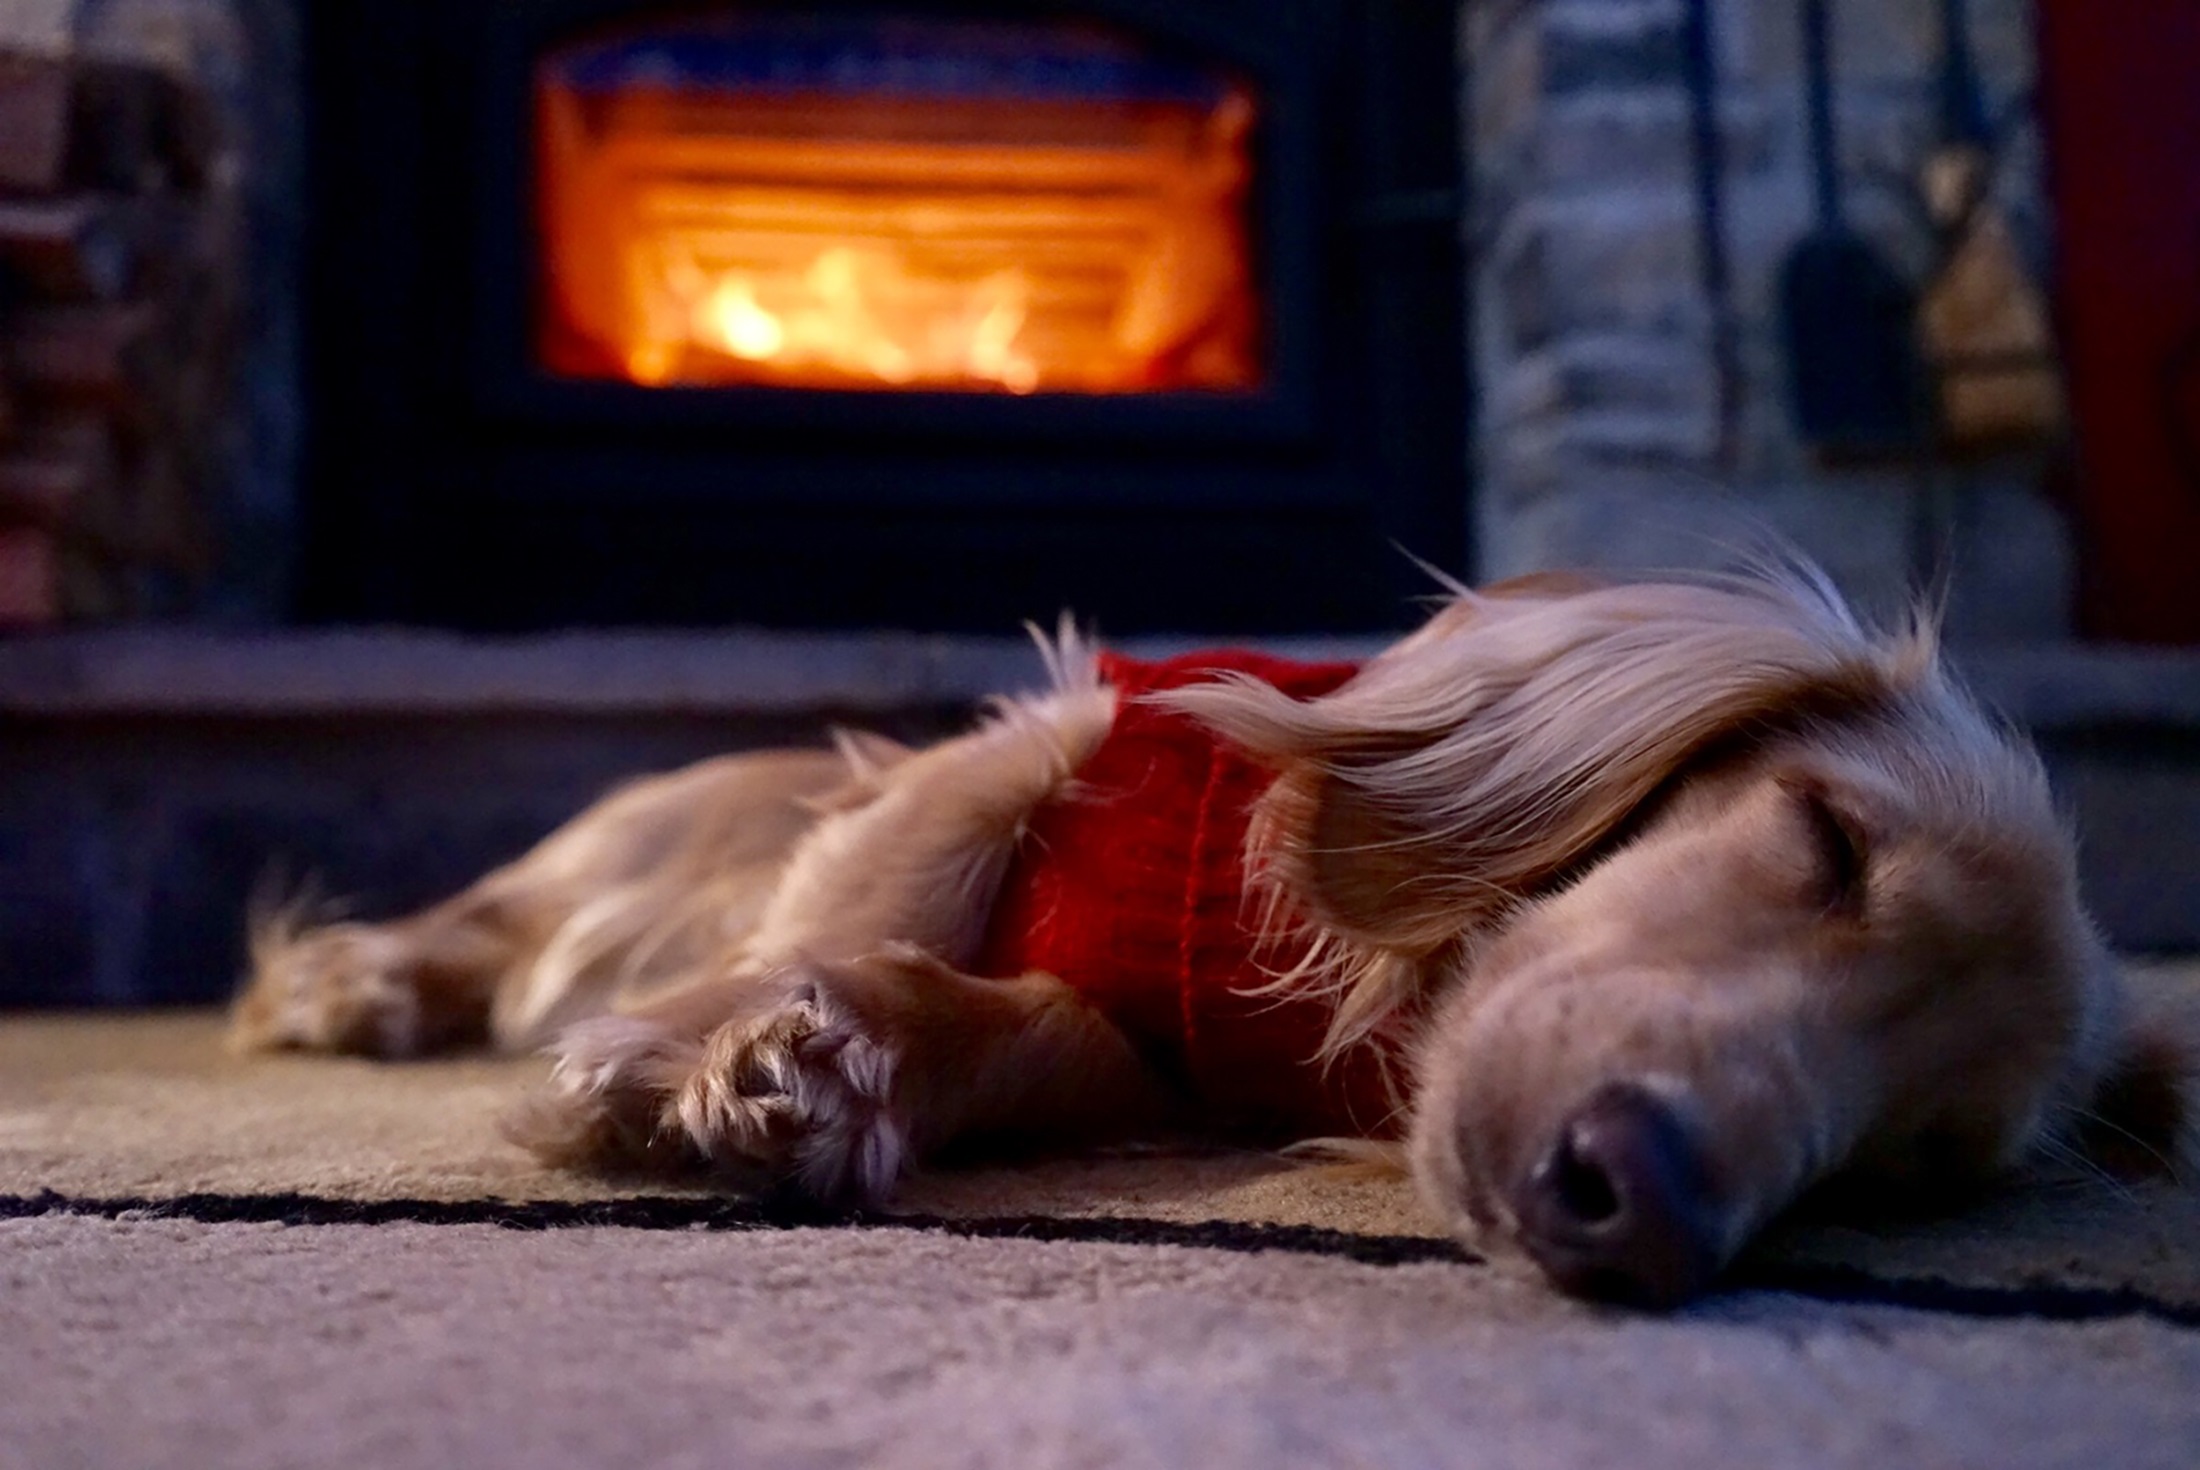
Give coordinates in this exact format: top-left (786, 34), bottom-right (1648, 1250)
top-left (1168, 571), bottom-right (2190, 1307)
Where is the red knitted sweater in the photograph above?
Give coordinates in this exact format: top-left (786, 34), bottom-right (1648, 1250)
top-left (974, 649), bottom-right (1397, 1138)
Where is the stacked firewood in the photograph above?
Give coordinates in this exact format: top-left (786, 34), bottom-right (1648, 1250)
top-left (0, 42), bottom-right (228, 625)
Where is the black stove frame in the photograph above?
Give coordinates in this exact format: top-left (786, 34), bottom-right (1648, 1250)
top-left (297, 0), bottom-right (1467, 632)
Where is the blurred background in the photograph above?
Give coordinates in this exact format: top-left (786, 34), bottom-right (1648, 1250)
top-left (0, 0), bottom-right (2194, 1010)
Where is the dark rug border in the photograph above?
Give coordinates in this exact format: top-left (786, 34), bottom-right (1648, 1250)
top-left (0, 1188), bottom-right (1457, 1266)
top-left (6, 1189), bottom-right (2198, 1329)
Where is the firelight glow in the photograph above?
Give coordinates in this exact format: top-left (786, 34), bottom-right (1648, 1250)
top-left (533, 31), bottom-right (1263, 396)
top-left (679, 246), bottom-right (1035, 392)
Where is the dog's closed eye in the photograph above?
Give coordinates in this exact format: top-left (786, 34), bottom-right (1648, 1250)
top-left (1785, 779), bottom-right (1869, 917)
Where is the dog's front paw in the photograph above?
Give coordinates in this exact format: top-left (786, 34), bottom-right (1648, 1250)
top-left (505, 1015), bottom-right (706, 1172)
top-left (674, 970), bottom-right (908, 1205)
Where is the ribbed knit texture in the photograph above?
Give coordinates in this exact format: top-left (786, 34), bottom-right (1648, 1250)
top-left (976, 650), bottom-right (1398, 1138)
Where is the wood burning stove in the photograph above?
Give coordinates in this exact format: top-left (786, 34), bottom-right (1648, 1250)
top-left (297, 2), bottom-right (1465, 632)
top-left (534, 15), bottom-right (1264, 396)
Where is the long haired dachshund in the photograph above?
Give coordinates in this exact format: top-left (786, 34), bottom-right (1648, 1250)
top-left (233, 568), bottom-right (2190, 1305)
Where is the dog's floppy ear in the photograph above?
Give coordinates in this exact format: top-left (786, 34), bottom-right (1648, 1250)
top-left (1163, 577), bottom-right (1921, 954)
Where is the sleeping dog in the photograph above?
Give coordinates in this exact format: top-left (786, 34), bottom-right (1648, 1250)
top-left (232, 568), bottom-right (2189, 1305)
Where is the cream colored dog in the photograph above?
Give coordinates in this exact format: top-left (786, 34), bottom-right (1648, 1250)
top-left (233, 568), bottom-right (2189, 1305)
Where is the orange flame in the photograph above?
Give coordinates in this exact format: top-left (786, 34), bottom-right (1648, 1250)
top-left (659, 245), bottom-right (1040, 393)
top-left (536, 72), bottom-right (1260, 394)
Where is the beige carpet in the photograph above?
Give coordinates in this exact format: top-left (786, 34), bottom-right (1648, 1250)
top-left (8, 1216), bottom-right (2200, 1470)
top-left (5, 968), bottom-right (2200, 1301)
top-left (7, 977), bottom-right (2200, 1470)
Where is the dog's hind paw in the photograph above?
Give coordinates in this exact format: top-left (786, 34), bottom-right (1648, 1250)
top-left (232, 922), bottom-right (425, 1056)
top-left (674, 973), bottom-right (908, 1205)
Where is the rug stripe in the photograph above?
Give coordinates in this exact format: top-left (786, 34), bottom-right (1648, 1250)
top-left (7, 1189), bottom-right (2198, 1328)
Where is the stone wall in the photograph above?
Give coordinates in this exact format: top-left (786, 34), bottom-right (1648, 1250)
top-left (0, 0), bottom-right (297, 621)
top-left (85, 0), bottom-right (298, 622)
top-left (1464, 0), bottom-right (2069, 641)
top-left (11, 1), bottom-right (2078, 634)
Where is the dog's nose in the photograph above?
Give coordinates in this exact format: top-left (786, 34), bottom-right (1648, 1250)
top-left (1511, 1082), bottom-right (1722, 1308)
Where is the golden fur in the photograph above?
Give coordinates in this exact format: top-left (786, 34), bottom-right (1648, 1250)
top-left (232, 569), bottom-right (2191, 1304)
